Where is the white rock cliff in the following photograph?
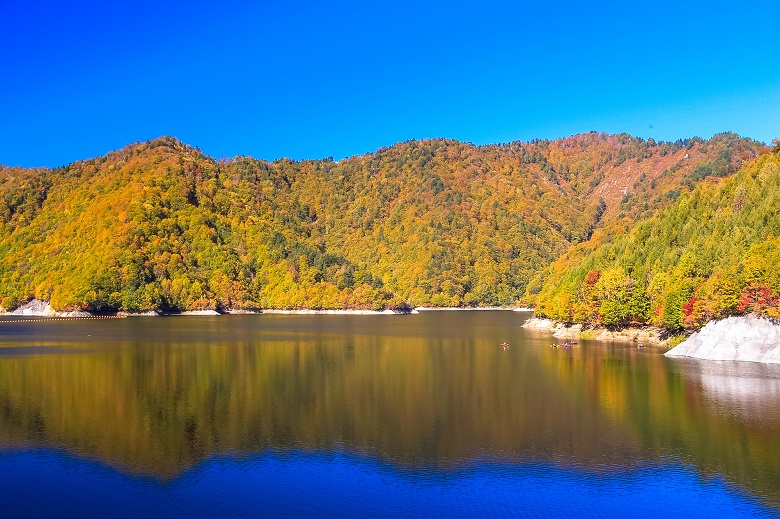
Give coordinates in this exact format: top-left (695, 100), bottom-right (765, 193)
top-left (665, 314), bottom-right (780, 364)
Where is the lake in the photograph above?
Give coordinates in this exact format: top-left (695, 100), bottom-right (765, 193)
top-left (0, 311), bottom-right (779, 517)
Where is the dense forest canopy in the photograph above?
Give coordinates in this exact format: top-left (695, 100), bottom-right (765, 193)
top-left (531, 143), bottom-right (780, 330)
top-left (0, 132), bottom-right (767, 315)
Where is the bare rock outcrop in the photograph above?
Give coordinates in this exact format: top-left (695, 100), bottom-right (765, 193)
top-left (10, 299), bottom-right (58, 317)
top-left (665, 315), bottom-right (780, 364)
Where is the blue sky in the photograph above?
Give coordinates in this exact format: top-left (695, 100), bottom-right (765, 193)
top-left (2, 0), bottom-right (779, 167)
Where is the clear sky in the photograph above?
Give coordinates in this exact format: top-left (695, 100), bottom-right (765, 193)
top-left (2, 0), bottom-right (779, 168)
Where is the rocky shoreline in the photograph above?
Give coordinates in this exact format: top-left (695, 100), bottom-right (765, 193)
top-left (2, 299), bottom-right (93, 318)
top-left (523, 315), bottom-right (780, 364)
top-left (522, 317), bottom-right (667, 346)
top-left (1, 299), bottom-right (529, 317)
top-left (0, 302), bottom-right (416, 317)
top-left (0, 299), bottom-right (544, 317)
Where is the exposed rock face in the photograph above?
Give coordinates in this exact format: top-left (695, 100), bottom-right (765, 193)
top-left (521, 317), bottom-right (557, 329)
top-left (521, 317), bottom-right (663, 345)
top-left (10, 299), bottom-right (57, 316)
top-left (60, 309), bottom-right (93, 317)
top-left (521, 317), bottom-right (581, 338)
top-left (665, 315), bottom-right (780, 364)
top-left (181, 310), bottom-right (221, 316)
top-left (7, 299), bottom-right (94, 317)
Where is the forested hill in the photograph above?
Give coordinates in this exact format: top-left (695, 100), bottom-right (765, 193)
top-left (531, 143), bottom-right (780, 330)
top-left (0, 133), bottom-right (764, 312)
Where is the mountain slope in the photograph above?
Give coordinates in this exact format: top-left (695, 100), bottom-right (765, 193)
top-left (0, 133), bottom-right (765, 312)
top-left (531, 143), bottom-right (780, 329)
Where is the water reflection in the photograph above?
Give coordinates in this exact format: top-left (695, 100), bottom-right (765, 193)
top-left (0, 313), bottom-right (779, 509)
top-left (664, 359), bottom-right (780, 429)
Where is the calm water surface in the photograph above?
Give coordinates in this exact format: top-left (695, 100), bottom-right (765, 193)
top-left (0, 311), bottom-right (779, 517)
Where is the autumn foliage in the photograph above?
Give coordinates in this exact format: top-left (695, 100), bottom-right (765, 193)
top-left (0, 133), bottom-right (766, 315)
top-left (532, 146), bottom-right (780, 330)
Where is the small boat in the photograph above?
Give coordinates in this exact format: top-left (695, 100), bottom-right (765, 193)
top-left (501, 342), bottom-right (509, 349)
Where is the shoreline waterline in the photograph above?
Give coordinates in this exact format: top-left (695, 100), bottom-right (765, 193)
top-left (1, 299), bottom-right (536, 319)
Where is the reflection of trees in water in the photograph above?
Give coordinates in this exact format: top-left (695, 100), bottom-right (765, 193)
top-left (545, 347), bottom-right (780, 508)
top-left (0, 335), bottom-right (631, 476)
top-left (0, 331), bottom-right (778, 507)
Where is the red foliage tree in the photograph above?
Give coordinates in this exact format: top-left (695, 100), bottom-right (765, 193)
top-left (737, 284), bottom-right (779, 315)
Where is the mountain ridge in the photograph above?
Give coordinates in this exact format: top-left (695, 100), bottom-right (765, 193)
top-left (0, 132), bottom-right (767, 313)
